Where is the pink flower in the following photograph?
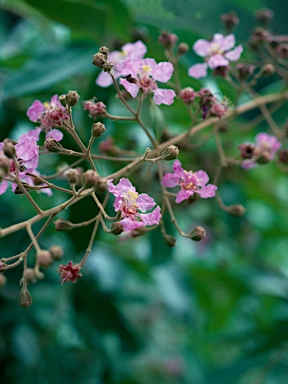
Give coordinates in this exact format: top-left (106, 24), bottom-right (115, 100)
top-left (58, 261), bottom-right (82, 284)
top-left (27, 95), bottom-right (69, 141)
top-left (0, 130), bottom-right (39, 194)
top-left (107, 178), bottom-right (162, 232)
top-left (162, 160), bottom-right (217, 203)
top-left (188, 33), bottom-right (243, 79)
top-left (116, 58), bottom-right (176, 105)
top-left (83, 100), bottom-right (107, 118)
top-left (240, 133), bottom-right (281, 169)
top-left (96, 40), bottom-right (147, 87)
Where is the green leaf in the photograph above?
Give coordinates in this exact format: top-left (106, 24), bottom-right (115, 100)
top-left (148, 100), bottom-right (165, 142)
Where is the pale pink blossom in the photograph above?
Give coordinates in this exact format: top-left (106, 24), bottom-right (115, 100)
top-left (96, 40), bottom-right (147, 87)
top-left (188, 33), bottom-right (243, 79)
top-left (107, 178), bottom-right (162, 232)
top-left (162, 160), bottom-right (217, 203)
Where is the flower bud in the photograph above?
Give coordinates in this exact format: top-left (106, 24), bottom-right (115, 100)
top-left (260, 63), bottom-right (275, 77)
top-left (2, 140), bottom-right (16, 159)
top-left (49, 245), bottom-right (64, 261)
top-left (158, 32), bottom-right (178, 49)
top-left (95, 178), bottom-right (108, 193)
top-left (165, 235), bottom-right (176, 247)
top-left (110, 222), bottom-right (124, 235)
top-left (54, 218), bottom-right (74, 231)
top-left (0, 273), bottom-right (7, 287)
top-left (99, 46), bottom-right (109, 57)
top-left (83, 170), bottom-right (101, 188)
top-left (44, 138), bottom-right (65, 153)
top-left (221, 11), bottom-right (239, 33)
top-left (102, 61), bottom-right (113, 72)
top-left (37, 250), bottom-right (53, 268)
top-left (161, 145), bottom-right (179, 161)
top-left (256, 9), bottom-right (274, 27)
top-left (18, 286), bottom-right (32, 309)
top-left (278, 149), bottom-right (288, 164)
top-left (58, 94), bottom-right (67, 107)
top-left (65, 168), bottom-right (81, 185)
top-left (0, 262), bottom-right (8, 272)
top-left (225, 204), bottom-right (246, 216)
top-left (177, 43), bottom-right (189, 55)
top-left (66, 90), bottom-right (80, 107)
top-left (92, 122), bottom-right (106, 138)
top-left (236, 63), bottom-right (255, 80)
top-left (189, 226), bottom-right (206, 241)
top-left (0, 156), bottom-right (10, 177)
top-left (179, 87), bottom-right (196, 104)
top-left (24, 268), bottom-right (37, 283)
top-left (239, 143), bottom-right (255, 159)
top-left (92, 52), bottom-right (106, 68)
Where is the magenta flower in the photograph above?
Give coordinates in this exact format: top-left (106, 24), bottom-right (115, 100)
top-left (107, 178), bottom-right (162, 232)
top-left (27, 95), bottom-right (69, 141)
top-left (0, 130), bottom-right (39, 194)
top-left (96, 40), bottom-right (147, 87)
top-left (240, 133), bottom-right (281, 169)
top-left (188, 33), bottom-right (243, 79)
top-left (83, 100), bottom-right (107, 119)
top-left (162, 160), bottom-right (217, 203)
top-left (116, 58), bottom-right (176, 105)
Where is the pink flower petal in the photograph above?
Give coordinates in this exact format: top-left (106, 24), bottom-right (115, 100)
top-left (208, 54), bottom-right (229, 69)
top-left (221, 34), bottom-right (236, 51)
top-left (188, 63), bottom-right (208, 79)
top-left (153, 89), bottom-right (176, 105)
top-left (224, 45), bottom-right (243, 61)
top-left (27, 100), bottom-right (44, 122)
top-left (0, 180), bottom-right (9, 195)
top-left (162, 173), bottom-right (181, 188)
top-left (96, 70), bottom-right (114, 87)
top-left (152, 62), bottom-right (174, 83)
top-left (119, 78), bottom-right (139, 98)
top-left (46, 129), bottom-right (63, 142)
top-left (193, 39), bottom-right (211, 57)
top-left (198, 184), bottom-right (217, 198)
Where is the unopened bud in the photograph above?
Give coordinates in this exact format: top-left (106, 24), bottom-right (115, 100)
top-left (92, 122), bottom-right (106, 138)
top-left (49, 245), bottom-right (64, 261)
top-left (3, 140), bottom-right (16, 158)
top-left (58, 94), bottom-right (67, 107)
top-left (44, 138), bottom-right (65, 153)
top-left (83, 170), bottom-right (101, 188)
top-left (278, 149), bottom-right (288, 164)
top-left (165, 235), bottom-right (176, 247)
top-left (177, 42), bottom-right (189, 55)
top-left (92, 52), bottom-right (106, 68)
top-left (221, 11), bottom-right (239, 33)
top-left (0, 262), bottom-right (8, 272)
top-left (161, 145), bottom-right (179, 161)
top-left (54, 218), bottom-right (74, 231)
top-left (225, 204), bottom-right (246, 216)
top-left (95, 178), bottom-right (108, 193)
top-left (65, 168), bottom-right (81, 185)
top-left (236, 63), bottom-right (255, 80)
top-left (0, 273), bottom-right (7, 287)
top-left (18, 286), bottom-right (32, 309)
top-left (110, 222), bottom-right (124, 235)
top-left (260, 63), bottom-right (275, 76)
top-left (102, 61), bottom-right (113, 72)
top-left (99, 46), bottom-right (109, 58)
top-left (24, 268), bottom-right (37, 283)
top-left (37, 250), bottom-right (53, 268)
top-left (256, 9), bottom-right (274, 27)
top-left (179, 87), bottom-right (196, 104)
top-left (158, 32), bottom-right (178, 49)
top-left (0, 156), bottom-right (10, 177)
top-left (189, 226), bottom-right (206, 241)
top-left (66, 90), bottom-right (80, 107)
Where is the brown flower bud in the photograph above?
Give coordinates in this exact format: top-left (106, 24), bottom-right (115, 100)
top-left (24, 268), bottom-right (37, 283)
top-left (2, 140), bottom-right (16, 158)
top-left (165, 235), bottom-right (176, 247)
top-left (221, 12), bottom-right (239, 33)
top-left (189, 226), bottom-right (206, 241)
top-left (260, 63), bottom-right (275, 76)
top-left (37, 250), bottom-right (53, 268)
top-left (92, 122), bottom-right (106, 138)
top-left (256, 9), bottom-right (274, 27)
top-left (66, 90), bottom-right (80, 107)
top-left (158, 32), bottom-right (178, 49)
top-left (225, 204), bottom-right (246, 216)
top-left (161, 145), bottom-right (179, 161)
top-left (49, 245), bottom-right (64, 261)
top-left (0, 273), bottom-right (7, 287)
top-left (278, 149), bottom-right (288, 164)
top-left (236, 63), bottom-right (255, 80)
top-left (177, 42), bottom-right (189, 55)
top-left (83, 170), bottom-right (101, 188)
top-left (94, 178), bottom-right (108, 193)
top-left (44, 138), bottom-right (65, 153)
top-left (58, 94), bottom-right (67, 107)
top-left (92, 52), bottom-right (106, 68)
top-left (110, 222), bottom-right (124, 235)
top-left (18, 286), bottom-right (32, 309)
top-left (0, 156), bottom-right (10, 177)
top-left (65, 168), bottom-right (81, 185)
top-left (99, 46), bottom-right (109, 58)
top-left (54, 218), bottom-right (74, 231)
top-left (102, 61), bottom-right (113, 72)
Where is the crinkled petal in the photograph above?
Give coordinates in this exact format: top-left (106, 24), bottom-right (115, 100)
top-left (198, 184), bottom-right (217, 198)
top-left (27, 128), bottom-right (41, 141)
top-left (224, 45), bottom-right (243, 61)
top-left (162, 173), bottom-right (181, 188)
top-left (27, 100), bottom-right (44, 122)
top-left (194, 170), bottom-right (209, 187)
top-left (96, 70), bottom-right (114, 87)
top-left (119, 78), bottom-right (139, 98)
top-left (208, 54), bottom-right (229, 69)
top-left (152, 62), bottom-right (174, 82)
top-left (172, 159), bottom-right (185, 176)
top-left (153, 89), bottom-right (176, 105)
top-left (188, 63), bottom-right (208, 79)
top-left (193, 39), bottom-right (211, 57)
top-left (139, 206), bottom-right (162, 226)
top-left (221, 34), bottom-right (236, 51)
top-left (176, 190), bottom-right (194, 203)
top-left (123, 40), bottom-right (147, 59)
top-left (108, 178), bottom-right (135, 197)
top-left (116, 58), bottom-right (141, 77)
top-left (142, 58), bottom-right (157, 71)
top-left (0, 180), bottom-right (9, 195)
top-left (46, 129), bottom-right (63, 142)
top-left (137, 193), bottom-right (156, 212)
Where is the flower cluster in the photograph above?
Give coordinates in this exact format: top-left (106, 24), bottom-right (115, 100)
top-left (188, 33), bottom-right (243, 79)
top-left (108, 178), bottom-right (162, 231)
top-left (239, 133), bottom-right (281, 168)
top-left (162, 160), bottom-right (217, 203)
top-left (83, 99), bottom-right (107, 119)
top-left (27, 95), bottom-right (69, 141)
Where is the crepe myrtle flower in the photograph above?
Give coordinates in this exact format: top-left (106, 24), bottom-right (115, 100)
top-left (58, 261), bottom-right (82, 284)
top-left (96, 40), bottom-right (147, 87)
top-left (188, 33), bottom-right (243, 79)
top-left (240, 133), bottom-right (281, 169)
top-left (107, 178), bottom-right (162, 232)
top-left (27, 95), bottom-right (69, 141)
top-left (116, 58), bottom-right (176, 105)
top-left (162, 160), bottom-right (217, 203)
top-left (0, 130), bottom-right (39, 194)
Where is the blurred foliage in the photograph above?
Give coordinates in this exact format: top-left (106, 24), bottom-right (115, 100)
top-left (1, 0), bottom-right (288, 383)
